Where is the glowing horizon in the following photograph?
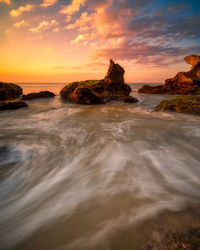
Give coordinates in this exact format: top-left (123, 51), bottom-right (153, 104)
top-left (0, 0), bottom-right (200, 83)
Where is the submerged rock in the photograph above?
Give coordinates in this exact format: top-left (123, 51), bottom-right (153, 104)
top-left (0, 82), bottom-right (23, 101)
top-left (0, 101), bottom-right (28, 111)
top-left (22, 91), bottom-right (55, 100)
top-left (155, 96), bottom-right (200, 115)
top-left (138, 54), bottom-right (200, 95)
top-left (60, 60), bottom-right (138, 104)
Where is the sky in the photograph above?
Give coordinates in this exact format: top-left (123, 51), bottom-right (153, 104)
top-left (0, 0), bottom-right (200, 83)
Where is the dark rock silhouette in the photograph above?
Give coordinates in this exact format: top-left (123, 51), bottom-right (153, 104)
top-left (22, 91), bottom-right (55, 100)
top-left (105, 59), bottom-right (125, 84)
top-left (0, 101), bottom-right (28, 111)
top-left (60, 60), bottom-right (138, 104)
top-left (138, 55), bottom-right (200, 95)
top-left (156, 96), bottom-right (200, 115)
top-left (0, 82), bottom-right (23, 101)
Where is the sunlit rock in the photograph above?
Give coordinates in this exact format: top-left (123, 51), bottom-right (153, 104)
top-left (138, 54), bottom-right (200, 95)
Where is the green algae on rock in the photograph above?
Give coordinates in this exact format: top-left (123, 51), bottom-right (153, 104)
top-left (60, 60), bottom-right (138, 105)
top-left (138, 55), bottom-right (200, 95)
top-left (155, 96), bottom-right (200, 115)
top-left (0, 82), bottom-right (23, 101)
top-left (0, 100), bottom-right (28, 111)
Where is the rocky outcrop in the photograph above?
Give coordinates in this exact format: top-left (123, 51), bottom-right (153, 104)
top-left (105, 59), bottom-right (125, 84)
top-left (0, 82), bottom-right (23, 101)
top-left (155, 96), bottom-right (200, 115)
top-left (60, 60), bottom-right (138, 104)
top-left (138, 55), bottom-right (200, 95)
top-left (22, 91), bottom-right (55, 100)
top-left (0, 101), bottom-right (28, 111)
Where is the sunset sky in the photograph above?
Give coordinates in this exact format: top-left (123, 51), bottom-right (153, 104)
top-left (0, 0), bottom-right (200, 83)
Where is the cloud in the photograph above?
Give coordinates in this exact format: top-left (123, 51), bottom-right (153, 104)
top-left (0, 0), bottom-right (10, 4)
top-left (10, 5), bottom-right (34, 17)
top-left (41, 0), bottom-right (57, 8)
top-left (14, 20), bottom-right (29, 28)
top-left (60, 0), bottom-right (87, 15)
top-left (29, 20), bottom-right (58, 32)
top-left (63, 0), bottom-right (200, 67)
top-left (93, 39), bottom-right (200, 66)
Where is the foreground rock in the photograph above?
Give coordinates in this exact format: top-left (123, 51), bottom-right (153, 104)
top-left (138, 55), bottom-right (200, 95)
top-left (0, 82), bottom-right (23, 101)
top-left (155, 96), bottom-right (200, 115)
top-left (0, 101), bottom-right (28, 111)
top-left (60, 60), bottom-right (138, 104)
top-left (22, 91), bottom-right (55, 100)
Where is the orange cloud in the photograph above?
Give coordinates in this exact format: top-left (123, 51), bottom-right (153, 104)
top-left (0, 0), bottom-right (10, 4)
top-left (29, 20), bottom-right (58, 32)
top-left (14, 20), bottom-right (29, 28)
top-left (60, 0), bottom-right (86, 15)
top-left (71, 33), bottom-right (95, 44)
top-left (10, 5), bottom-right (34, 17)
top-left (41, 0), bottom-right (57, 8)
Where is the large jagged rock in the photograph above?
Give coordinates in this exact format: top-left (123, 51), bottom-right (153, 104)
top-left (155, 96), bottom-right (200, 115)
top-left (138, 55), bottom-right (200, 95)
top-left (0, 82), bottom-right (23, 101)
top-left (22, 91), bottom-right (55, 100)
top-left (60, 60), bottom-right (138, 105)
top-left (105, 59), bottom-right (125, 84)
top-left (0, 101), bottom-right (28, 111)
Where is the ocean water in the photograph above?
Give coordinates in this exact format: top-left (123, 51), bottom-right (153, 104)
top-left (0, 83), bottom-right (200, 250)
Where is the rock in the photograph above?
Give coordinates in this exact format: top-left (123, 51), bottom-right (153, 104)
top-left (138, 54), bottom-right (200, 95)
top-left (155, 96), bottom-right (200, 115)
top-left (22, 91), bottom-right (55, 100)
top-left (0, 101), bottom-right (28, 111)
top-left (105, 59), bottom-right (125, 84)
top-left (184, 55), bottom-right (200, 69)
top-left (0, 82), bottom-right (23, 101)
top-left (60, 60), bottom-right (138, 105)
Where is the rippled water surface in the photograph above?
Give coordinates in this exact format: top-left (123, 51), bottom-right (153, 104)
top-left (0, 83), bottom-right (200, 250)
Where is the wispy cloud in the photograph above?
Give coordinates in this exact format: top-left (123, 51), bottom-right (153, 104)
top-left (14, 20), bottom-right (29, 28)
top-left (10, 4), bottom-right (34, 17)
top-left (41, 0), bottom-right (57, 8)
top-left (60, 0), bottom-right (86, 15)
top-left (29, 20), bottom-right (58, 32)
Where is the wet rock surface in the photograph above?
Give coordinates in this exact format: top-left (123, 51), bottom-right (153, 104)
top-left (138, 54), bottom-right (200, 95)
top-left (60, 60), bottom-right (138, 104)
top-left (22, 91), bottom-right (55, 100)
top-left (155, 96), bottom-right (200, 115)
top-left (0, 82), bottom-right (23, 101)
top-left (0, 100), bottom-right (28, 111)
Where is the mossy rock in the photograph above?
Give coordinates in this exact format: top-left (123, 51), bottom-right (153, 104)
top-left (155, 96), bottom-right (200, 115)
top-left (60, 60), bottom-right (138, 105)
top-left (0, 82), bottom-right (23, 101)
top-left (60, 80), bottom-right (138, 105)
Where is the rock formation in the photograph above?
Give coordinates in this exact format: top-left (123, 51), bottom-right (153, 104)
top-left (22, 91), bottom-right (55, 100)
top-left (105, 59), bottom-right (125, 84)
top-left (156, 96), bottom-right (200, 115)
top-left (0, 101), bottom-right (28, 111)
top-left (0, 82), bottom-right (23, 101)
top-left (60, 60), bottom-right (138, 104)
top-left (138, 55), bottom-right (200, 95)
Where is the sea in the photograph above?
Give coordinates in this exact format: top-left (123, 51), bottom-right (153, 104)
top-left (0, 83), bottom-right (200, 250)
